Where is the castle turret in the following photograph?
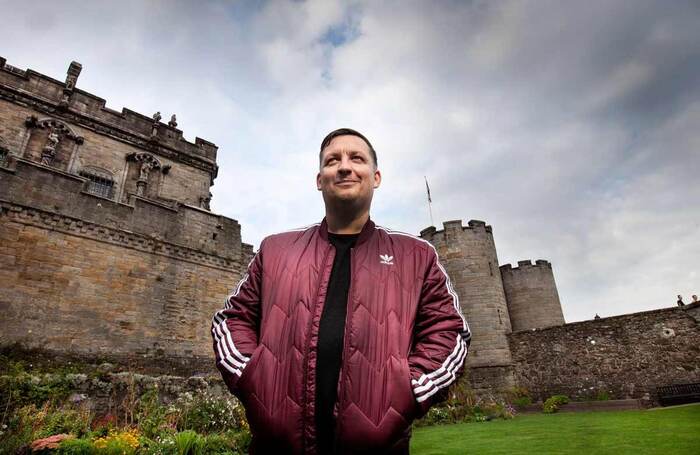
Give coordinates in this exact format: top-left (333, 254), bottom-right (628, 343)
top-left (421, 219), bottom-right (515, 390)
top-left (500, 259), bottom-right (565, 331)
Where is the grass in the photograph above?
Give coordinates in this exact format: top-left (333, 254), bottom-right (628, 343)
top-left (411, 403), bottom-right (700, 454)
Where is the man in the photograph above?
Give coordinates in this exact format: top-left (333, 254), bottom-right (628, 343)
top-left (212, 128), bottom-right (470, 454)
top-left (677, 295), bottom-right (685, 307)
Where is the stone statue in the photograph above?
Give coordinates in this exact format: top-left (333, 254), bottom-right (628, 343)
top-left (151, 112), bottom-right (162, 138)
top-left (41, 129), bottom-right (60, 165)
top-left (168, 114), bottom-right (177, 128)
top-left (138, 159), bottom-right (155, 181)
top-left (200, 191), bottom-right (212, 210)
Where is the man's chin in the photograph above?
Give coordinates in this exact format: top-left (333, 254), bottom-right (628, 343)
top-left (327, 193), bottom-right (366, 207)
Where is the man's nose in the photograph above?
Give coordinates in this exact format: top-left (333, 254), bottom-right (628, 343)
top-left (338, 156), bottom-right (352, 173)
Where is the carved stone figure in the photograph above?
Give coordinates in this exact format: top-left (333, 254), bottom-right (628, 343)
top-left (41, 129), bottom-right (60, 165)
top-left (128, 152), bottom-right (162, 198)
top-left (200, 191), bottom-right (212, 210)
top-left (168, 114), bottom-right (178, 128)
top-left (138, 159), bottom-right (156, 182)
top-left (151, 112), bottom-right (162, 138)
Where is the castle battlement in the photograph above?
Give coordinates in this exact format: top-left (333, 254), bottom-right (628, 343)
top-left (0, 57), bottom-right (218, 178)
top-left (500, 259), bottom-right (552, 272)
top-left (419, 219), bottom-right (493, 243)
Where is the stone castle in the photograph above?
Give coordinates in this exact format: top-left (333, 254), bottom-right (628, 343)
top-left (1, 58), bottom-right (698, 401)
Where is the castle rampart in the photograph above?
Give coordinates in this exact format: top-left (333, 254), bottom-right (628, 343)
top-left (500, 259), bottom-right (565, 331)
top-left (509, 304), bottom-right (700, 402)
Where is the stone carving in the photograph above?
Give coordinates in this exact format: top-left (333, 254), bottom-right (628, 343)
top-left (127, 152), bottom-right (162, 197)
top-left (168, 114), bottom-right (178, 128)
top-left (41, 129), bottom-right (60, 165)
top-left (60, 61), bottom-right (82, 107)
top-left (23, 117), bottom-right (84, 168)
top-left (65, 61), bottom-right (82, 90)
top-left (151, 112), bottom-right (162, 138)
top-left (200, 191), bottom-right (212, 210)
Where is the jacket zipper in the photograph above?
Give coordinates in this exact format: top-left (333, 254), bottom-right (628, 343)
top-left (302, 242), bottom-right (334, 454)
top-left (333, 247), bottom-right (355, 447)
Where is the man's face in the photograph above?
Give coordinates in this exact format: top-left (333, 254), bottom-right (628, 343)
top-left (317, 135), bottom-right (381, 210)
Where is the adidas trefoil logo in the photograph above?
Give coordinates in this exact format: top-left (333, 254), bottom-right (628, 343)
top-left (379, 254), bottom-right (394, 265)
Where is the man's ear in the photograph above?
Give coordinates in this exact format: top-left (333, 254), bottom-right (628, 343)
top-left (316, 172), bottom-right (322, 191)
top-left (373, 169), bottom-right (382, 189)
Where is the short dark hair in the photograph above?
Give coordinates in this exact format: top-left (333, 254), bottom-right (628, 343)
top-left (319, 128), bottom-right (377, 168)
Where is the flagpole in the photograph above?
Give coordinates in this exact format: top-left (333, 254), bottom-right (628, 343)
top-left (429, 199), bottom-right (434, 227)
top-left (424, 176), bottom-right (434, 227)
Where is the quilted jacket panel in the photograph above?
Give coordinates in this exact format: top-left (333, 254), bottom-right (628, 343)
top-left (212, 219), bottom-right (470, 454)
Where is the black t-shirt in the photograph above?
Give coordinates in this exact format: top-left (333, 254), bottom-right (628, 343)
top-left (316, 232), bottom-right (359, 453)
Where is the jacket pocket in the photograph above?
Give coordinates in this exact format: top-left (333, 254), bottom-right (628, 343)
top-left (398, 358), bottom-right (419, 422)
top-left (236, 344), bottom-right (264, 398)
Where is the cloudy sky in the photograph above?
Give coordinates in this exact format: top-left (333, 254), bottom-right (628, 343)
top-left (3, 0), bottom-right (698, 322)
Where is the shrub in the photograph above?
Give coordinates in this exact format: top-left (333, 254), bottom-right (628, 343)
top-left (176, 392), bottom-right (246, 434)
top-left (414, 392), bottom-right (516, 427)
top-left (36, 405), bottom-right (92, 438)
top-left (513, 396), bottom-right (532, 408)
top-left (200, 433), bottom-right (240, 454)
top-left (224, 429), bottom-right (251, 454)
top-left (136, 389), bottom-right (170, 439)
top-left (94, 428), bottom-right (140, 454)
top-left (480, 401), bottom-right (515, 420)
top-left (174, 430), bottom-right (203, 455)
top-left (58, 438), bottom-right (96, 454)
top-left (0, 372), bottom-right (73, 410)
top-left (543, 395), bottom-right (569, 413)
top-left (420, 407), bottom-right (451, 426)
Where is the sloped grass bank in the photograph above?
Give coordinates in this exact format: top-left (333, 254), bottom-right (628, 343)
top-left (411, 404), bottom-right (700, 454)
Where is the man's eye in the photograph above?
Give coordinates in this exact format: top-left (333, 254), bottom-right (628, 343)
top-left (352, 156), bottom-right (364, 162)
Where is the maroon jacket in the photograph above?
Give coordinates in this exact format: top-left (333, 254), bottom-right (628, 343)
top-left (212, 219), bottom-right (470, 453)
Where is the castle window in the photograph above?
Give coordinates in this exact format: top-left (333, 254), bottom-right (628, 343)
top-left (80, 169), bottom-right (115, 199)
top-left (0, 148), bottom-right (8, 167)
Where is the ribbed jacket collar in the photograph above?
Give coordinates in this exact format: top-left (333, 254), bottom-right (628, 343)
top-left (319, 217), bottom-right (376, 247)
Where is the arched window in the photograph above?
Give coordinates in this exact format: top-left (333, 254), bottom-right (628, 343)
top-left (80, 166), bottom-right (115, 199)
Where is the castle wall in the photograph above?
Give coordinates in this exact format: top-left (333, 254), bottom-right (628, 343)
top-left (509, 306), bottom-right (700, 402)
top-left (420, 220), bottom-right (513, 372)
top-left (500, 259), bottom-right (565, 331)
top-left (0, 159), bottom-right (253, 362)
top-left (0, 216), bottom-right (236, 363)
top-left (0, 57), bottom-right (253, 368)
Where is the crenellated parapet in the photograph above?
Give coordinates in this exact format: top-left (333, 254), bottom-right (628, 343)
top-left (0, 57), bottom-right (218, 179)
top-left (500, 259), bottom-right (553, 271)
top-left (419, 219), bottom-right (493, 243)
top-left (501, 259), bottom-right (565, 331)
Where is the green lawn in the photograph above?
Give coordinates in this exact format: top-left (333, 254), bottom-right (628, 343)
top-left (411, 404), bottom-right (700, 454)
